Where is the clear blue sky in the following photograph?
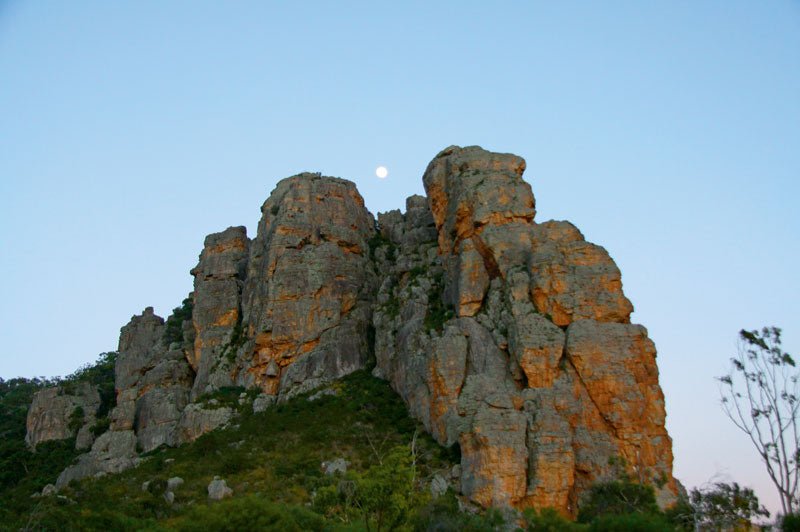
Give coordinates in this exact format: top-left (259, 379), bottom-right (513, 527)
top-left (1, 0), bottom-right (798, 514)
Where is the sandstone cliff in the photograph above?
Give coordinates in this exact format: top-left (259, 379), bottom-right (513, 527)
top-left (27, 146), bottom-right (676, 515)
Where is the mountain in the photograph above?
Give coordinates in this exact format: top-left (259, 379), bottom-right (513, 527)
top-left (19, 145), bottom-right (677, 521)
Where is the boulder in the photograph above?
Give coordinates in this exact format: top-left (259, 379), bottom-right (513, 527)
top-left (208, 477), bottom-right (233, 500)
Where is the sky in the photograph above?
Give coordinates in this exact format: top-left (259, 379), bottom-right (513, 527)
top-left (1, 0), bottom-right (798, 516)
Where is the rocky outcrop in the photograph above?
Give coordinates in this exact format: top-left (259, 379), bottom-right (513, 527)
top-left (57, 430), bottom-right (140, 488)
top-left (234, 174), bottom-right (376, 398)
top-left (189, 226), bottom-right (250, 399)
top-left (372, 146), bottom-right (677, 514)
top-left (37, 146), bottom-right (676, 516)
top-left (110, 307), bottom-right (194, 453)
top-left (26, 382), bottom-right (100, 451)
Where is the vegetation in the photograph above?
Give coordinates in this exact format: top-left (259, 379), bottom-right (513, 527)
top-left (718, 326), bottom-right (799, 514)
top-left (577, 479), bottom-right (661, 524)
top-left (0, 371), bottom-right (462, 530)
top-left (368, 231), bottom-right (397, 262)
top-left (686, 481), bottom-right (769, 530)
top-left (424, 272), bottom-right (454, 332)
top-left (164, 296), bottom-right (193, 346)
top-left (2, 345), bottom-right (780, 530)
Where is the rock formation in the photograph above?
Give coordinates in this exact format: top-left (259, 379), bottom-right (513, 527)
top-left (25, 382), bottom-right (100, 451)
top-left (371, 146), bottom-right (675, 514)
top-left (28, 146), bottom-right (677, 516)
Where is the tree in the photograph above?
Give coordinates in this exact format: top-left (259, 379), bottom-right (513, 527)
top-left (718, 326), bottom-right (799, 514)
top-left (689, 482), bottom-right (769, 530)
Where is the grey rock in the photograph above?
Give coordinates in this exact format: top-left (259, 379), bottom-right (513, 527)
top-left (322, 458), bottom-right (349, 476)
top-left (167, 477), bottom-right (184, 491)
top-left (41, 484), bottom-right (57, 497)
top-left (208, 477), bottom-right (233, 500)
top-left (252, 393), bottom-right (276, 413)
top-left (308, 388), bottom-right (337, 401)
top-left (177, 403), bottom-right (234, 443)
top-left (56, 430), bottom-right (140, 488)
top-left (430, 474), bottom-right (448, 498)
top-left (26, 382), bottom-right (100, 450)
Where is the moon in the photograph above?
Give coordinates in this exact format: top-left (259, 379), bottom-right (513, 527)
top-left (375, 166), bottom-right (388, 179)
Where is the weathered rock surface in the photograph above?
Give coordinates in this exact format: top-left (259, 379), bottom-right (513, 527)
top-left (176, 403), bottom-right (234, 443)
top-left (208, 477), bottom-right (233, 500)
top-left (372, 145), bottom-right (677, 515)
top-left (34, 146), bottom-right (676, 516)
top-left (56, 430), bottom-right (140, 488)
top-left (110, 308), bottom-right (194, 453)
top-left (190, 226), bottom-right (250, 399)
top-left (26, 382), bottom-right (100, 451)
top-left (235, 173), bottom-right (376, 398)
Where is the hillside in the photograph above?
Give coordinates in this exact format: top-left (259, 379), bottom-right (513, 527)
top-left (14, 145), bottom-right (680, 526)
top-left (3, 369), bottom-right (478, 530)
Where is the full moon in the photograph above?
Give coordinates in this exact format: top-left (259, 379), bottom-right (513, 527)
top-left (375, 166), bottom-right (388, 179)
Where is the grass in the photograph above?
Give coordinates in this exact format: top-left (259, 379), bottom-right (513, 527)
top-left (2, 371), bottom-right (460, 531)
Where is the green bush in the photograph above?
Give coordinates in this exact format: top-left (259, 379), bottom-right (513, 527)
top-left (577, 480), bottom-right (660, 523)
top-left (163, 296), bottom-right (193, 346)
top-left (171, 495), bottom-right (326, 531)
top-left (523, 507), bottom-right (586, 531)
top-left (782, 513), bottom-right (800, 531)
top-left (588, 512), bottom-right (673, 531)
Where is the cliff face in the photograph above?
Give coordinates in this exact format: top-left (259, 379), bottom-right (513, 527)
top-left (27, 146), bottom-right (676, 514)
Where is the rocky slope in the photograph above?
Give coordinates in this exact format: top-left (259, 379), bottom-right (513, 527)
top-left (25, 146), bottom-right (677, 515)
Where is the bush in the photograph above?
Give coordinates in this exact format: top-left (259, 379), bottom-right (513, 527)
top-left (577, 480), bottom-right (660, 523)
top-left (523, 507), bottom-right (585, 531)
top-left (782, 513), bottom-right (800, 531)
top-left (171, 495), bottom-right (326, 531)
top-left (163, 296), bottom-right (193, 346)
top-left (588, 512), bottom-right (673, 531)
top-left (412, 491), bottom-right (507, 531)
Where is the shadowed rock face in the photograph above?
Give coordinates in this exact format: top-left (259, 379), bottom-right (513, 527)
top-left (34, 148), bottom-right (676, 515)
top-left (25, 382), bottom-right (100, 451)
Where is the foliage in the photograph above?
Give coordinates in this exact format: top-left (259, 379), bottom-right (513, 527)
top-left (688, 482), bottom-right (769, 530)
top-left (424, 272), bottom-right (454, 332)
top-left (577, 480), bottom-right (660, 523)
top-left (523, 507), bottom-right (586, 531)
top-left (0, 351), bottom-right (120, 525)
top-left (781, 512), bottom-right (800, 531)
top-left (61, 351), bottom-right (117, 419)
top-left (1, 370), bottom-right (461, 530)
top-left (68, 406), bottom-right (85, 433)
top-left (412, 491), bottom-right (507, 531)
top-left (587, 512), bottom-right (674, 531)
top-left (196, 386), bottom-right (249, 411)
top-left (169, 495), bottom-right (326, 531)
top-left (315, 444), bottom-right (426, 531)
top-left (163, 296), bottom-right (193, 346)
top-left (718, 326), bottom-right (799, 514)
top-left (368, 231), bottom-right (397, 262)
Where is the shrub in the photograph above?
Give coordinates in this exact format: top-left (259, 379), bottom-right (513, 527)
top-left (782, 513), bottom-right (800, 531)
top-left (523, 507), bottom-right (585, 531)
top-left (577, 480), bottom-right (660, 523)
top-left (172, 495), bottom-right (326, 531)
top-left (588, 512), bottom-right (673, 531)
top-left (163, 296), bottom-right (193, 346)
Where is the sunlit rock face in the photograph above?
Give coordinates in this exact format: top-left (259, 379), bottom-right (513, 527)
top-left (234, 174), bottom-right (377, 398)
top-left (33, 148), bottom-right (676, 514)
top-left (189, 226), bottom-right (250, 400)
top-left (372, 145), bottom-right (677, 514)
